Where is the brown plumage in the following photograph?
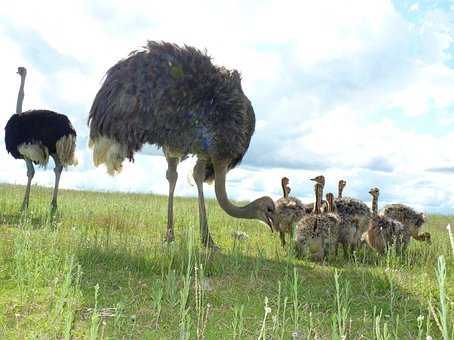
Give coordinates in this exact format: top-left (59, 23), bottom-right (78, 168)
top-left (382, 204), bottom-right (430, 243)
top-left (362, 188), bottom-right (411, 254)
top-left (274, 177), bottom-right (306, 247)
top-left (295, 177), bottom-right (339, 261)
top-left (88, 41), bottom-right (275, 249)
top-left (333, 179), bottom-right (371, 252)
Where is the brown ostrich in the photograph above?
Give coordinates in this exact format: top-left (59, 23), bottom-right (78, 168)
top-left (87, 41), bottom-right (275, 250)
top-left (333, 179), bottom-right (371, 252)
top-left (295, 177), bottom-right (339, 261)
top-left (362, 188), bottom-right (411, 254)
top-left (382, 204), bottom-right (430, 243)
top-left (274, 177), bottom-right (306, 247)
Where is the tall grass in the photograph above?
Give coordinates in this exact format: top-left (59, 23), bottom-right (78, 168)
top-left (0, 184), bottom-right (453, 338)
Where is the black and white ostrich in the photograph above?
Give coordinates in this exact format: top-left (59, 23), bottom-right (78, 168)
top-left (4, 67), bottom-right (77, 211)
top-left (88, 41), bottom-right (276, 249)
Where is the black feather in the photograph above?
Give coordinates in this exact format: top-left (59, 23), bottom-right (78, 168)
top-left (5, 109), bottom-right (76, 161)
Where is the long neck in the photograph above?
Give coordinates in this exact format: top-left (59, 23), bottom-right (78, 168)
top-left (338, 184), bottom-right (343, 199)
top-left (214, 162), bottom-right (257, 219)
top-left (327, 198), bottom-right (334, 212)
top-left (282, 181), bottom-right (288, 199)
top-left (16, 75), bottom-right (25, 114)
top-left (371, 195), bottom-right (378, 215)
top-left (313, 184), bottom-right (322, 214)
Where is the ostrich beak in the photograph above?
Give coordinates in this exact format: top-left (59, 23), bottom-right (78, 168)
top-left (265, 213), bottom-right (274, 232)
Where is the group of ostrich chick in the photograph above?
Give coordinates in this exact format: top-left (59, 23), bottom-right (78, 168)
top-left (275, 176), bottom-right (430, 261)
top-left (4, 41), bottom-right (430, 259)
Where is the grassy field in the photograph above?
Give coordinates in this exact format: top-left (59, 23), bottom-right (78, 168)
top-left (0, 183), bottom-right (453, 339)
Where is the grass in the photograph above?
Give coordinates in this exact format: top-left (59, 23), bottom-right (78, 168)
top-left (0, 183), bottom-right (453, 339)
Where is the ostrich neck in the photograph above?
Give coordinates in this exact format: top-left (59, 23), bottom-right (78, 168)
top-left (371, 195), bottom-right (378, 215)
top-left (338, 185), bottom-right (343, 199)
top-left (16, 76), bottom-right (25, 114)
top-left (282, 182), bottom-right (288, 198)
top-left (313, 184), bottom-right (323, 214)
top-left (327, 198), bottom-right (333, 212)
top-left (214, 162), bottom-right (257, 219)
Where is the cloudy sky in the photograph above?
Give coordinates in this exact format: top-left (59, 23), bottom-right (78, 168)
top-left (1, 0), bottom-right (453, 213)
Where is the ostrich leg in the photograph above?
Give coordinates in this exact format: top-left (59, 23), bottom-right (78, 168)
top-left (193, 158), bottom-right (218, 250)
top-left (50, 156), bottom-right (63, 212)
top-left (21, 159), bottom-right (35, 211)
top-left (165, 155), bottom-right (179, 242)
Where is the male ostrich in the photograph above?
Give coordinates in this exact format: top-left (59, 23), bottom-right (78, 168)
top-left (361, 188), bottom-right (410, 254)
top-left (274, 177), bottom-right (306, 247)
top-left (88, 41), bottom-right (275, 249)
top-left (4, 67), bottom-right (77, 211)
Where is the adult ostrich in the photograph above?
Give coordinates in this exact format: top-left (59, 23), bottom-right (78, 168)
top-left (88, 41), bottom-right (275, 249)
top-left (5, 67), bottom-right (77, 211)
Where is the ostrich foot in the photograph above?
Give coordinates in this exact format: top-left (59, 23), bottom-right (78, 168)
top-left (201, 236), bottom-right (220, 252)
top-left (164, 228), bottom-right (175, 243)
top-left (50, 201), bottom-right (58, 214)
top-left (21, 201), bottom-right (29, 212)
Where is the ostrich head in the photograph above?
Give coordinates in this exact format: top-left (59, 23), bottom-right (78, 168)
top-left (416, 212), bottom-right (426, 227)
top-left (368, 187), bottom-right (380, 198)
top-left (17, 66), bottom-right (27, 78)
top-left (253, 196), bottom-right (276, 232)
top-left (310, 175), bottom-right (325, 187)
top-left (326, 193), bottom-right (335, 212)
top-left (338, 179), bottom-right (346, 198)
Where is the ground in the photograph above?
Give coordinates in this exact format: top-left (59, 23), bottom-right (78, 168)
top-left (0, 183), bottom-right (453, 339)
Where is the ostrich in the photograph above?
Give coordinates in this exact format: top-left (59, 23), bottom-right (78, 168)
top-left (4, 67), bottom-right (77, 211)
top-left (294, 177), bottom-right (339, 261)
top-left (382, 204), bottom-right (430, 243)
top-left (337, 179), bottom-right (346, 199)
top-left (87, 41), bottom-right (275, 249)
top-left (361, 188), bottom-right (411, 254)
top-left (325, 192), bottom-right (353, 257)
top-left (274, 177), bottom-right (306, 247)
top-left (334, 179), bottom-right (371, 251)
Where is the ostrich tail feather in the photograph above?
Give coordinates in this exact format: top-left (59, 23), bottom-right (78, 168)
top-left (56, 134), bottom-right (78, 167)
top-left (90, 136), bottom-right (127, 176)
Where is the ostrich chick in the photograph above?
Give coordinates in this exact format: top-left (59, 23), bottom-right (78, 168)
top-left (362, 188), bottom-right (411, 254)
top-left (382, 204), bottom-right (430, 243)
top-left (325, 192), bottom-right (356, 257)
top-left (274, 177), bottom-right (306, 247)
top-left (295, 180), bottom-right (339, 261)
top-left (334, 180), bottom-right (371, 251)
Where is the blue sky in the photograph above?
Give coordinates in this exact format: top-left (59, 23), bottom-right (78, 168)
top-left (0, 0), bottom-right (453, 213)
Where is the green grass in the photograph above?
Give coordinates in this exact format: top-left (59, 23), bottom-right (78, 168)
top-left (0, 183), bottom-right (453, 339)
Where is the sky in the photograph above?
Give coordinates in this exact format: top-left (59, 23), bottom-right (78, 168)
top-left (0, 0), bottom-right (453, 214)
